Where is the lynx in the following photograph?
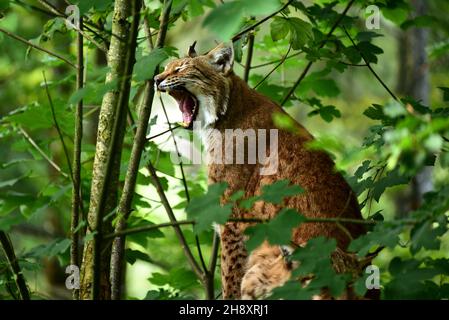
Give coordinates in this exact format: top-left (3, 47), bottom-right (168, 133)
top-left (154, 43), bottom-right (366, 299)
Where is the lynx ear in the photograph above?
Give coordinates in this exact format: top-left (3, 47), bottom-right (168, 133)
top-left (187, 41), bottom-right (197, 58)
top-left (206, 43), bottom-right (234, 75)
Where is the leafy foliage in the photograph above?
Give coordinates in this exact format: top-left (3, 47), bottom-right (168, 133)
top-left (1, 0), bottom-right (449, 301)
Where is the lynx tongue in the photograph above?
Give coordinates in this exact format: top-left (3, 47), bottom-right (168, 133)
top-left (179, 93), bottom-right (196, 127)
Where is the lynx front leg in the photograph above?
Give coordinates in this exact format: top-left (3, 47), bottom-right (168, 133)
top-left (220, 222), bottom-right (247, 299)
top-left (241, 243), bottom-right (293, 300)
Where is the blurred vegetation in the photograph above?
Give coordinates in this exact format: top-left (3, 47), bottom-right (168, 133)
top-left (0, 0), bottom-right (449, 300)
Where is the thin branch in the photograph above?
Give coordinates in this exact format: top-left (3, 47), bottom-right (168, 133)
top-left (205, 232), bottom-right (220, 300)
top-left (281, 0), bottom-right (356, 106)
top-left (146, 159), bottom-right (204, 279)
top-left (105, 220), bottom-right (195, 239)
top-left (36, 0), bottom-right (64, 17)
top-left (42, 71), bottom-right (73, 181)
top-left (142, 2), bottom-right (155, 50)
top-left (70, 14), bottom-right (84, 300)
top-left (0, 231), bottom-right (30, 300)
top-left (251, 51), bottom-right (302, 69)
top-left (18, 126), bottom-right (69, 178)
top-left (146, 125), bottom-right (181, 141)
top-left (254, 44), bottom-right (292, 89)
top-left (342, 26), bottom-right (398, 101)
top-left (243, 26), bottom-right (255, 82)
top-left (231, 0), bottom-right (293, 42)
top-left (0, 26), bottom-right (77, 69)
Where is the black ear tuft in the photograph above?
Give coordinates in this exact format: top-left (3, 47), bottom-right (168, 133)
top-left (188, 41), bottom-right (197, 58)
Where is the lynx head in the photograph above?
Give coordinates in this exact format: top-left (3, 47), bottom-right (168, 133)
top-left (154, 43), bottom-right (234, 129)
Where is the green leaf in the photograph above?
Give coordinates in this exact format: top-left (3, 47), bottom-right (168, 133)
top-left (203, 0), bottom-right (280, 41)
top-left (348, 223), bottom-right (401, 257)
top-left (259, 179), bottom-right (303, 204)
top-left (0, 172), bottom-right (30, 189)
top-left (288, 17), bottom-right (313, 50)
top-left (143, 289), bottom-right (172, 300)
top-left (68, 80), bottom-right (119, 105)
top-left (401, 15), bottom-right (435, 30)
top-left (0, 213), bottom-right (25, 232)
top-left (272, 112), bottom-right (299, 134)
top-left (270, 17), bottom-right (290, 42)
top-left (270, 280), bottom-right (315, 300)
top-left (438, 87), bottom-right (449, 102)
top-left (371, 168), bottom-right (409, 202)
top-left (381, 7), bottom-right (409, 26)
top-left (410, 217), bottom-right (446, 254)
top-left (148, 267), bottom-right (200, 291)
top-left (241, 0), bottom-right (280, 16)
top-left (384, 257), bottom-right (442, 299)
top-left (291, 237), bottom-right (336, 275)
top-left (296, 73), bottom-right (340, 98)
top-left (146, 142), bottom-right (176, 177)
top-left (289, 237), bottom-right (347, 298)
top-left (186, 183), bottom-right (232, 234)
top-left (356, 42), bottom-right (383, 64)
top-left (125, 249), bottom-right (155, 265)
top-left (24, 238), bottom-right (71, 259)
top-left (363, 104), bottom-right (386, 121)
top-left (0, 1), bottom-right (9, 10)
top-left (134, 48), bottom-right (171, 82)
top-left (6, 102), bottom-right (74, 134)
top-left (203, 2), bottom-right (244, 41)
top-left (384, 101), bottom-right (406, 118)
top-left (245, 209), bottom-right (305, 251)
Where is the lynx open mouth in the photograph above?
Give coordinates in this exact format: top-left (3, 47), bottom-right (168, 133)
top-left (167, 88), bottom-right (198, 129)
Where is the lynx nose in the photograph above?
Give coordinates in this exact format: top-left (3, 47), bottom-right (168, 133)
top-left (154, 74), bottom-right (165, 91)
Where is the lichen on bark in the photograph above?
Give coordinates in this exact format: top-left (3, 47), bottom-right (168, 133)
top-left (79, 0), bottom-right (133, 300)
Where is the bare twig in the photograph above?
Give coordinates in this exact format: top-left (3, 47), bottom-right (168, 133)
top-left (142, 2), bottom-right (155, 50)
top-left (146, 159), bottom-right (204, 279)
top-left (18, 126), bottom-right (69, 178)
top-left (254, 45), bottom-right (292, 89)
top-left (146, 125), bottom-right (181, 141)
top-left (104, 220), bottom-right (195, 239)
top-left (70, 14), bottom-right (84, 300)
top-left (42, 72), bottom-right (73, 180)
top-left (250, 51), bottom-right (302, 69)
top-left (232, 0), bottom-right (293, 42)
top-left (0, 231), bottom-right (30, 300)
top-left (281, 0), bottom-right (356, 105)
top-left (243, 26), bottom-right (255, 82)
top-left (342, 26), bottom-right (398, 101)
top-left (205, 232), bottom-right (220, 300)
top-left (0, 26), bottom-right (77, 69)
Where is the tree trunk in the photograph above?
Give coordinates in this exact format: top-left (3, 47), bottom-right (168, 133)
top-left (79, 0), bottom-right (135, 300)
top-left (396, 0), bottom-right (432, 215)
